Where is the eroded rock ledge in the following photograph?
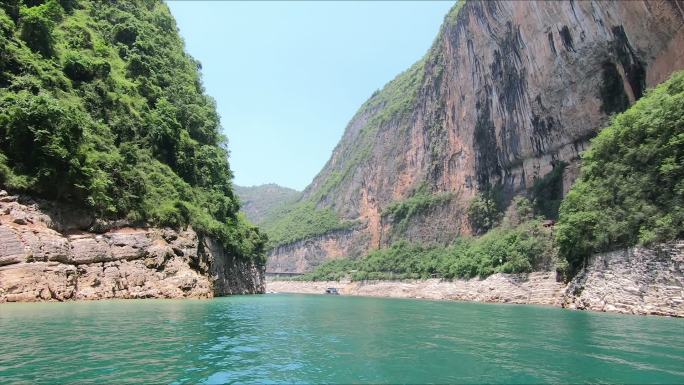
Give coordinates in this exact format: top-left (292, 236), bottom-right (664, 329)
top-left (268, 242), bottom-right (684, 317)
top-left (563, 242), bottom-right (684, 317)
top-left (0, 193), bottom-right (264, 302)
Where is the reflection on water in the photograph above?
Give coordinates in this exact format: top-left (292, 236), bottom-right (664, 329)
top-left (0, 294), bottom-right (683, 384)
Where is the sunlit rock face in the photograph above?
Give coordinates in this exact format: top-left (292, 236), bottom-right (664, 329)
top-left (564, 241), bottom-right (684, 317)
top-left (268, 242), bottom-right (684, 317)
top-left (268, 0), bottom-right (684, 273)
top-left (0, 195), bottom-right (264, 302)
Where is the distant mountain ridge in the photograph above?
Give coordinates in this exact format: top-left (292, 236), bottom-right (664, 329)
top-left (234, 184), bottom-right (300, 225)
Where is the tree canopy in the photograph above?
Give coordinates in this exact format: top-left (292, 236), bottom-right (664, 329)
top-left (0, 0), bottom-right (265, 263)
top-left (556, 71), bottom-right (684, 273)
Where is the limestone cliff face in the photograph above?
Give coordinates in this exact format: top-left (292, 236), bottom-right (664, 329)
top-left (268, 241), bottom-right (684, 317)
top-left (564, 241), bottom-right (684, 317)
top-left (269, 0), bottom-right (684, 272)
top-left (266, 227), bottom-right (369, 273)
top-left (0, 193), bottom-right (264, 302)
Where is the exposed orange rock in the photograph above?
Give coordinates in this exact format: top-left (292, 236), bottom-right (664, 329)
top-left (268, 1), bottom-right (684, 273)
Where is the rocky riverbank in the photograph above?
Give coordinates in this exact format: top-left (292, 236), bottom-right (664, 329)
top-left (563, 242), bottom-right (684, 317)
top-left (268, 272), bottom-right (565, 305)
top-left (0, 193), bottom-right (264, 302)
top-left (268, 242), bottom-right (684, 317)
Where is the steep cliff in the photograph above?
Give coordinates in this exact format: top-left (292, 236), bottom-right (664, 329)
top-left (0, 192), bottom-right (264, 302)
top-left (0, 0), bottom-right (265, 266)
top-left (267, 0), bottom-right (684, 273)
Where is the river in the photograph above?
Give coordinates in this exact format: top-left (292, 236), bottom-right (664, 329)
top-left (1, 294), bottom-right (683, 384)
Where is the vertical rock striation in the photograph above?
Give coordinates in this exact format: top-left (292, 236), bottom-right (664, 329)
top-left (268, 0), bottom-right (684, 272)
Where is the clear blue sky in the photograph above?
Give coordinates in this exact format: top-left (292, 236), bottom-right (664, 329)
top-left (167, 1), bottom-right (455, 191)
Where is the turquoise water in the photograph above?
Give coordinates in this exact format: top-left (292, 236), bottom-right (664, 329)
top-left (0, 294), bottom-right (683, 384)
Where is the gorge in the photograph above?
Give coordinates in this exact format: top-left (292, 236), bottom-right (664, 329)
top-left (1, 1), bottom-right (684, 383)
top-left (262, 0), bottom-right (684, 274)
top-left (0, 0), bottom-right (681, 318)
top-left (237, 0), bottom-right (684, 318)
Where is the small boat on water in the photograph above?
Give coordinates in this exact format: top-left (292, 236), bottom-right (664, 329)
top-left (325, 287), bottom-right (340, 295)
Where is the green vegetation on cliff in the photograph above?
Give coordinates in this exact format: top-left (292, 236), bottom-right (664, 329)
top-left (259, 3), bottom-right (469, 250)
top-left (0, 0), bottom-right (265, 262)
top-left (300, 198), bottom-right (559, 281)
top-left (303, 70), bottom-right (684, 282)
top-left (383, 184), bottom-right (453, 235)
top-left (260, 202), bottom-right (355, 249)
top-left (258, 53), bottom-right (428, 249)
top-left (467, 191), bottom-right (502, 235)
top-left (556, 71), bottom-right (684, 273)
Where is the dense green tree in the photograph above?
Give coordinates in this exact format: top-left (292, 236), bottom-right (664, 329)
top-left (18, 0), bottom-right (61, 56)
top-left (0, 1), bottom-right (265, 263)
top-left (0, 91), bottom-right (87, 197)
top-left (556, 71), bottom-right (684, 273)
top-left (298, 217), bottom-right (558, 282)
top-left (467, 192), bottom-right (500, 234)
top-left (531, 161), bottom-right (566, 219)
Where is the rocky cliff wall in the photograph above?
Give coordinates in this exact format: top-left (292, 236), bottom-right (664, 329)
top-left (0, 192), bottom-right (264, 302)
top-left (564, 241), bottom-right (684, 317)
top-left (266, 227), bottom-right (370, 273)
top-left (268, 242), bottom-right (684, 317)
top-left (269, 0), bottom-right (684, 272)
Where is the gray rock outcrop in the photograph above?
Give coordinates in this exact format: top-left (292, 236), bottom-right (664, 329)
top-left (268, 241), bottom-right (684, 317)
top-left (564, 241), bottom-right (684, 317)
top-left (0, 194), bottom-right (264, 302)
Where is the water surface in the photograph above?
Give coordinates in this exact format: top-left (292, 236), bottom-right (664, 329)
top-left (1, 294), bottom-right (683, 384)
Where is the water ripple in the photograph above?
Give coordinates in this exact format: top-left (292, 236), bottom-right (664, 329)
top-left (0, 295), bottom-right (683, 384)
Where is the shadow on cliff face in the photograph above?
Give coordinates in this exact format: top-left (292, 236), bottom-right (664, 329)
top-left (599, 25), bottom-right (646, 115)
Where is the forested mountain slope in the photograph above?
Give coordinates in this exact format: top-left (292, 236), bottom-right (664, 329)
top-left (0, 0), bottom-right (269, 301)
top-left (266, 0), bottom-right (684, 273)
top-left (234, 184), bottom-right (300, 225)
top-left (0, 0), bottom-right (265, 264)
